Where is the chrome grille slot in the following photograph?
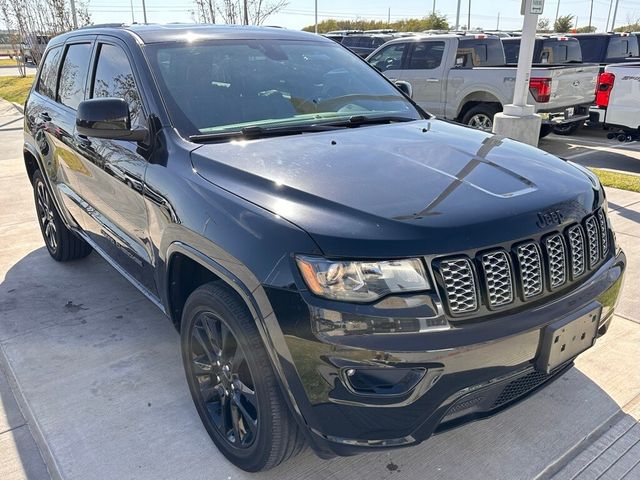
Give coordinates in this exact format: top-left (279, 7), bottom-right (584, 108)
top-left (585, 216), bottom-right (600, 269)
top-left (516, 242), bottom-right (543, 298)
top-left (481, 251), bottom-right (514, 307)
top-left (597, 209), bottom-right (608, 257)
top-left (545, 234), bottom-right (567, 289)
top-left (434, 209), bottom-right (606, 317)
top-left (439, 258), bottom-right (478, 314)
top-left (567, 225), bottom-right (586, 278)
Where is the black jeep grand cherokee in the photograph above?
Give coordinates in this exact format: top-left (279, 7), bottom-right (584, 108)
top-left (23, 24), bottom-right (625, 471)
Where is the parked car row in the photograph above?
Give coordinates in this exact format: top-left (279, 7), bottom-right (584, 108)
top-left (365, 33), bottom-right (599, 137)
top-left (333, 31), bottom-right (639, 138)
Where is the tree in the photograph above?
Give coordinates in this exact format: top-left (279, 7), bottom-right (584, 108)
top-left (194, 0), bottom-right (288, 25)
top-left (302, 13), bottom-right (449, 34)
top-left (576, 25), bottom-right (596, 33)
top-left (0, 0), bottom-right (91, 75)
top-left (537, 17), bottom-right (551, 32)
top-left (554, 14), bottom-right (574, 33)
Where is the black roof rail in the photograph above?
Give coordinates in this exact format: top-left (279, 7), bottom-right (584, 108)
top-left (77, 23), bottom-right (126, 30)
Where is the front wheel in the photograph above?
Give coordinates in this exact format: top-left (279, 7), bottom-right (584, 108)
top-left (181, 282), bottom-right (305, 471)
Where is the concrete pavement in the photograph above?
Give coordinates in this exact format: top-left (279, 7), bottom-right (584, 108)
top-left (0, 100), bottom-right (639, 480)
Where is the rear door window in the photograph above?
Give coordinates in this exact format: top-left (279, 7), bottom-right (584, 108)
top-left (91, 43), bottom-right (143, 126)
top-left (57, 43), bottom-right (92, 110)
top-left (407, 41), bottom-right (445, 69)
top-left (36, 46), bottom-right (62, 99)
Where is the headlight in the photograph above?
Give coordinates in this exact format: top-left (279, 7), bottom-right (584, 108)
top-left (295, 256), bottom-right (431, 302)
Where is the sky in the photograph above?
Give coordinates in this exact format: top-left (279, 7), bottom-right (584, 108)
top-left (9, 0), bottom-right (640, 32)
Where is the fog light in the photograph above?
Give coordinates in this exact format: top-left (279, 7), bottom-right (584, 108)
top-left (343, 367), bottom-right (426, 396)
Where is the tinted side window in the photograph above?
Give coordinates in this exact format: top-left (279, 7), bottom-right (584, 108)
top-left (408, 41), bottom-right (445, 69)
top-left (58, 43), bottom-right (92, 110)
top-left (368, 43), bottom-right (406, 71)
top-left (36, 46), bottom-right (62, 99)
top-left (91, 44), bottom-right (142, 126)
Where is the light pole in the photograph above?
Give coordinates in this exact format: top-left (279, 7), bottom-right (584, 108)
top-left (130, 0), bottom-right (135, 23)
top-left (141, 0), bottom-right (148, 23)
top-left (606, 0), bottom-right (614, 31)
top-left (432, 0), bottom-right (436, 15)
top-left (70, 0), bottom-right (78, 28)
top-left (467, 0), bottom-right (471, 30)
top-left (611, 0), bottom-right (620, 31)
top-left (315, 0), bottom-right (318, 34)
top-left (493, 0), bottom-right (543, 146)
top-left (555, 0), bottom-right (560, 25)
top-left (588, 0), bottom-right (593, 29)
top-left (455, 0), bottom-right (461, 30)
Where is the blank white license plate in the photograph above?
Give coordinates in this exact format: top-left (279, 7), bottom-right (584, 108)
top-left (565, 107), bottom-right (575, 118)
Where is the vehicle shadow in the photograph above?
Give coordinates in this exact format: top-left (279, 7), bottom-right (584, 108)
top-left (0, 247), bottom-right (632, 480)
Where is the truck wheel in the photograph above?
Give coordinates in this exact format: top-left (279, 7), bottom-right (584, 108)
top-left (552, 121), bottom-right (582, 136)
top-left (461, 104), bottom-right (500, 132)
top-left (32, 170), bottom-right (92, 262)
top-left (181, 282), bottom-right (305, 472)
top-left (539, 125), bottom-right (554, 138)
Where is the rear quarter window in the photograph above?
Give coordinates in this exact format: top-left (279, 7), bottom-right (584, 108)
top-left (36, 46), bottom-right (62, 99)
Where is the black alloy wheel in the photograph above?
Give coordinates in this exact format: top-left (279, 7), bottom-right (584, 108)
top-left (188, 311), bottom-right (258, 448)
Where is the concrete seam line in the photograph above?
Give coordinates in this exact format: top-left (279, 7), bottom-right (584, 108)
top-left (532, 409), bottom-right (629, 480)
top-left (10, 102), bottom-right (24, 115)
top-left (0, 343), bottom-right (63, 480)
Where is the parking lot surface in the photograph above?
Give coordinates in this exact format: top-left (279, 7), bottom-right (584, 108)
top-left (1, 100), bottom-right (639, 480)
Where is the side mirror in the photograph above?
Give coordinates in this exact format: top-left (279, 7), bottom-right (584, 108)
top-left (394, 80), bottom-right (413, 99)
top-left (76, 98), bottom-right (147, 142)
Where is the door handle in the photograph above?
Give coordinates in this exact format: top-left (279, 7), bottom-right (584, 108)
top-left (38, 112), bottom-right (51, 121)
top-left (425, 78), bottom-right (440, 83)
top-left (74, 134), bottom-right (92, 149)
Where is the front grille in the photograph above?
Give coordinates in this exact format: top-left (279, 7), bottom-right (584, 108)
top-left (439, 258), bottom-right (478, 314)
top-left (481, 251), bottom-right (514, 307)
top-left (516, 242), bottom-right (543, 298)
top-left (585, 216), bottom-right (600, 269)
top-left (435, 209), bottom-right (609, 317)
top-left (545, 234), bottom-right (567, 289)
top-left (597, 209), bottom-right (608, 256)
top-left (567, 225), bottom-right (586, 278)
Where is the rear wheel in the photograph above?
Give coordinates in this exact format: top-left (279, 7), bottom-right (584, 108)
top-left (181, 282), bottom-right (305, 472)
top-left (32, 170), bottom-right (92, 262)
top-left (552, 121), bottom-right (582, 136)
top-left (461, 104), bottom-right (501, 132)
top-left (539, 124), bottom-right (554, 138)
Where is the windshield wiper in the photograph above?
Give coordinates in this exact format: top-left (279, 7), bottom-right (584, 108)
top-left (329, 115), bottom-right (418, 127)
top-left (189, 123), bottom-right (344, 143)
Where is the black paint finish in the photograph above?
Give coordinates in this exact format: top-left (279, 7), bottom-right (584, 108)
top-left (23, 24), bottom-right (626, 459)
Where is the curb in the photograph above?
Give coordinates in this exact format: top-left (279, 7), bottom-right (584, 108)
top-left (0, 343), bottom-right (62, 480)
top-left (11, 101), bottom-right (24, 114)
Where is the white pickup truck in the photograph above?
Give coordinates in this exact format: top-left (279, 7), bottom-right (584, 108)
top-left (367, 34), bottom-right (600, 136)
top-left (591, 62), bottom-right (640, 141)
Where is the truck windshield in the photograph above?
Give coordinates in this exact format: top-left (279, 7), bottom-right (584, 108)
top-left (146, 39), bottom-right (422, 138)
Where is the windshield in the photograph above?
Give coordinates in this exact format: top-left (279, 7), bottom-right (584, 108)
top-left (146, 39), bottom-right (422, 138)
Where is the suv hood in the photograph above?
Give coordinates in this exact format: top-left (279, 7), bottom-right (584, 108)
top-left (191, 119), bottom-right (601, 257)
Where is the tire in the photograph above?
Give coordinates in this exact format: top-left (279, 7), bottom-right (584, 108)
top-left (181, 282), bottom-right (305, 472)
top-left (552, 121), bottom-right (582, 136)
top-left (32, 170), bottom-right (92, 262)
top-left (539, 124), bottom-right (554, 138)
top-left (461, 104), bottom-right (501, 132)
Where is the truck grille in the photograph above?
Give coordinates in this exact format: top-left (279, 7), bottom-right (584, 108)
top-left (435, 209), bottom-right (609, 316)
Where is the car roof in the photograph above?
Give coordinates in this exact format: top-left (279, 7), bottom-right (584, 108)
top-left (50, 23), bottom-right (326, 45)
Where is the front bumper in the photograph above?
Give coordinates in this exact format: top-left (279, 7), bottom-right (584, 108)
top-left (264, 248), bottom-right (626, 457)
